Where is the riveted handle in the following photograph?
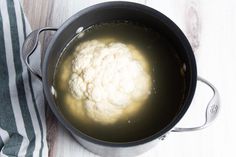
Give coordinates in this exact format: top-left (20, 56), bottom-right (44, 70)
top-left (172, 76), bottom-right (220, 132)
top-left (22, 27), bottom-right (57, 80)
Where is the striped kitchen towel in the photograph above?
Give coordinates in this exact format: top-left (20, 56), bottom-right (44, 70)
top-left (0, 0), bottom-right (48, 156)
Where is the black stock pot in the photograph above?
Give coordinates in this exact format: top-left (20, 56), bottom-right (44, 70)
top-left (22, 2), bottom-right (220, 157)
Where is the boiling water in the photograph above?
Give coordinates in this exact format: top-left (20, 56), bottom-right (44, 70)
top-left (54, 22), bottom-right (186, 142)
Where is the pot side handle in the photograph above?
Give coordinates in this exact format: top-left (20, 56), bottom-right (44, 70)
top-left (172, 76), bottom-right (220, 132)
top-left (22, 27), bottom-right (58, 80)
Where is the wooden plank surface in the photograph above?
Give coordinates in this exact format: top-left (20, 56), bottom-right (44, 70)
top-left (21, 0), bottom-right (236, 156)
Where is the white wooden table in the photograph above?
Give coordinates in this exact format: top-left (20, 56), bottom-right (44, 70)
top-left (21, 0), bottom-right (236, 156)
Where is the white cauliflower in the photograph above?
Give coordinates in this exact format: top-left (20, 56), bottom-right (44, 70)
top-left (69, 40), bottom-right (151, 124)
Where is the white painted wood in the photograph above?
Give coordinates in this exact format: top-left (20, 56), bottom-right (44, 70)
top-left (144, 1), bottom-right (236, 157)
top-left (21, 0), bottom-right (236, 156)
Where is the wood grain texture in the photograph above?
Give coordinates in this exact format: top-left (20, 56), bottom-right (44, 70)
top-left (21, 0), bottom-right (52, 29)
top-left (21, 0), bottom-right (236, 157)
top-left (184, 1), bottom-right (201, 53)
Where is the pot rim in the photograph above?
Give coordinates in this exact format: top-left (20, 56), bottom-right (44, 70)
top-left (42, 1), bottom-right (197, 147)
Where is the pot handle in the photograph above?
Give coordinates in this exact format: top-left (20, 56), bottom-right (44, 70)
top-left (171, 76), bottom-right (220, 132)
top-left (22, 27), bottom-right (58, 80)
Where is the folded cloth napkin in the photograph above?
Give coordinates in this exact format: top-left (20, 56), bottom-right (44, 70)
top-left (0, 0), bottom-right (48, 156)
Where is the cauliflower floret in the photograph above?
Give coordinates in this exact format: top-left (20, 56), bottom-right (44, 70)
top-left (69, 40), bottom-right (151, 124)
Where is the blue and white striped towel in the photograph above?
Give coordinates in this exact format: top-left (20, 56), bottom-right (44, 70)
top-left (0, 0), bottom-right (48, 156)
